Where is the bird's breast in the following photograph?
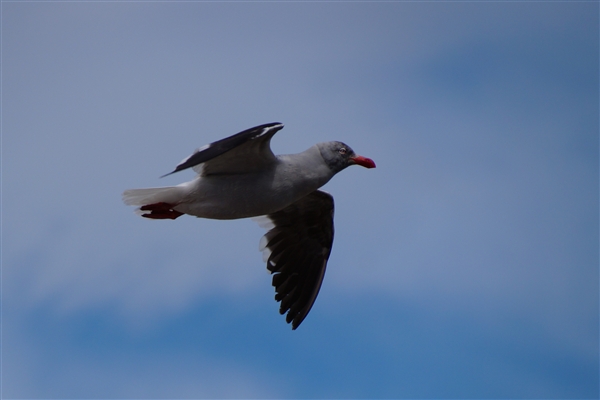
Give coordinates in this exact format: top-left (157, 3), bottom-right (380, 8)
top-left (173, 172), bottom-right (323, 220)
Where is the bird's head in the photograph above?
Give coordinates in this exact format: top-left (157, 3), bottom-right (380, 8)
top-left (317, 141), bottom-right (376, 173)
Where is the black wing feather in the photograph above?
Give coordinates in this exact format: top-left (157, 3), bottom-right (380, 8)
top-left (260, 190), bottom-right (335, 330)
top-left (161, 122), bottom-right (283, 177)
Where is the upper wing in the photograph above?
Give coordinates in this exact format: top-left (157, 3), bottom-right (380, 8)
top-left (254, 190), bottom-right (335, 330)
top-left (161, 122), bottom-right (284, 177)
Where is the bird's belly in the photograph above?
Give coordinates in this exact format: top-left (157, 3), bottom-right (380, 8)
top-left (173, 176), bottom-right (309, 220)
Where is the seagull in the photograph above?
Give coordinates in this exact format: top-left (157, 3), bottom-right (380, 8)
top-left (122, 122), bottom-right (376, 329)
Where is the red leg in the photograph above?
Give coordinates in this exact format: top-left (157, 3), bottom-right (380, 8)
top-left (140, 202), bottom-right (184, 220)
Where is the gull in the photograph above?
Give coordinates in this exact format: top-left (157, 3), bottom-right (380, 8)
top-left (123, 122), bottom-right (375, 329)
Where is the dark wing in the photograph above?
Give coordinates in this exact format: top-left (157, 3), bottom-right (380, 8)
top-left (255, 190), bottom-right (335, 330)
top-left (161, 122), bottom-right (284, 177)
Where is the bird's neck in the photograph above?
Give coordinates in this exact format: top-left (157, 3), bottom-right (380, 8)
top-left (278, 146), bottom-right (336, 190)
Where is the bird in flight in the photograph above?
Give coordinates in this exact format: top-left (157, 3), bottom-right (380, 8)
top-left (123, 123), bottom-right (376, 329)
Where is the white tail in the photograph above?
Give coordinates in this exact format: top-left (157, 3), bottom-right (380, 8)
top-left (122, 186), bottom-right (183, 206)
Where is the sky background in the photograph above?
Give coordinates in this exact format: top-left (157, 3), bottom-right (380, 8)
top-left (2, 1), bottom-right (598, 399)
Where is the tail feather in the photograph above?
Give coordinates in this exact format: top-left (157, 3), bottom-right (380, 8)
top-left (122, 186), bottom-right (184, 207)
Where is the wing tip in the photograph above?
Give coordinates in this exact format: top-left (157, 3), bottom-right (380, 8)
top-left (256, 122), bottom-right (284, 138)
top-left (159, 170), bottom-right (176, 178)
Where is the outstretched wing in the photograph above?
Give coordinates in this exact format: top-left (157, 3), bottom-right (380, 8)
top-left (162, 122), bottom-right (284, 177)
top-left (254, 190), bottom-right (335, 330)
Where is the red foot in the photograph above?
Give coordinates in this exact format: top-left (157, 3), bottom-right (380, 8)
top-left (140, 202), bottom-right (184, 220)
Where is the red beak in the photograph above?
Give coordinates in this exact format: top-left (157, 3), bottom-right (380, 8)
top-left (350, 155), bottom-right (376, 169)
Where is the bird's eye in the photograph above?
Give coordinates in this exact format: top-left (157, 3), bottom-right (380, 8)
top-left (338, 147), bottom-right (347, 155)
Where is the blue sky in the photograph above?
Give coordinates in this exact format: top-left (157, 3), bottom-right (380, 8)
top-left (3, 1), bottom-right (598, 398)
